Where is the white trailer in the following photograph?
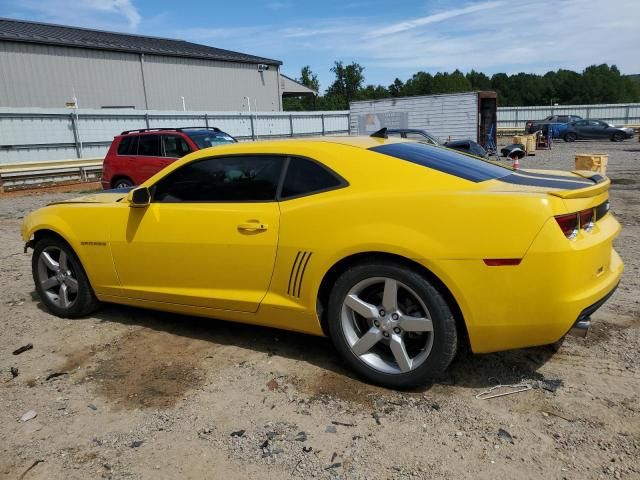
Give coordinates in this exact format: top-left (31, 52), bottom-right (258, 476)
top-left (349, 91), bottom-right (497, 147)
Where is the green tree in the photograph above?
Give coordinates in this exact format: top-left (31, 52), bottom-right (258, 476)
top-left (283, 65), bottom-right (320, 111)
top-left (466, 70), bottom-right (491, 90)
top-left (325, 61), bottom-right (365, 108)
top-left (388, 78), bottom-right (405, 97)
top-left (403, 71), bottom-right (433, 96)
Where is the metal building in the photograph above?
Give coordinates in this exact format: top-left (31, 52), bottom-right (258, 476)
top-left (0, 18), bottom-right (313, 111)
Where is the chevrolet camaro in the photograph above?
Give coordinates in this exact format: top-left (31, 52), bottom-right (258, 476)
top-left (21, 132), bottom-right (623, 388)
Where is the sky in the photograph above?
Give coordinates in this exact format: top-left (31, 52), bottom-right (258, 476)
top-left (1, 0), bottom-right (639, 91)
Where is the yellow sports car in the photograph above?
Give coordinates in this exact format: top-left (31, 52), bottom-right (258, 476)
top-left (21, 132), bottom-right (623, 388)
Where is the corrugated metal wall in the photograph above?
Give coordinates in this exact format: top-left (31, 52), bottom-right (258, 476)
top-left (0, 108), bottom-right (349, 164)
top-left (0, 41), bottom-right (281, 111)
top-left (142, 56), bottom-right (280, 111)
top-left (498, 103), bottom-right (640, 128)
top-left (0, 42), bottom-right (146, 109)
top-left (350, 93), bottom-right (479, 142)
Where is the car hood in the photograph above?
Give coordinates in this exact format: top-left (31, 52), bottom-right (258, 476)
top-left (48, 187), bottom-right (132, 206)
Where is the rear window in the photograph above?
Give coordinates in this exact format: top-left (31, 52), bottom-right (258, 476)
top-left (370, 142), bottom-right (510, 182)
top-left (138, 135), bottom-right (161, 156)
top-left (187, 131), bottom-right (236, 149)
top-left (281, 157), bottom-right (344, 199)
top-left (117, 136), bottom-right (137, 155)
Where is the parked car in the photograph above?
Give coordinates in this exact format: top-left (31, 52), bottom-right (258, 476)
top-left (22, 135), bottom-right (622, 388)
top-left (386, 129), bottom-right (488, 158)
top-left (101, 127), bottom-right (237, 189)
top-left (563, 120), bottom-right (635, 142)
top-left (525, 115), bottom-right (582, 134)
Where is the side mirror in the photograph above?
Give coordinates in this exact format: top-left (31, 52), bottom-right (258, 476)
top-left (128, 187), bottom-right (150, 208)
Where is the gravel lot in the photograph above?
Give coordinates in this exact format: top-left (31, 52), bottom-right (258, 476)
top-left (1, 140), bottom-right (638, 479)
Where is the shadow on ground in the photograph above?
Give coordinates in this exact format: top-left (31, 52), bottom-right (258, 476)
top-left (34, 294), bottom-right (556, 399)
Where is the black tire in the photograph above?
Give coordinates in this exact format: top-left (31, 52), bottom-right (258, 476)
top-left (327, 261), bottom-right (458, 388)
top-left (32, 236), bottom-right (100, 318)
top-left (564, 132), bottom-right (577, 142)
top-left (112, 177), bottom-right (134, 189)
top-left (611, 132), bottom-right (625, 142)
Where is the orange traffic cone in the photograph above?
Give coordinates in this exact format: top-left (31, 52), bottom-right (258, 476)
top-left (512, 156), bottom-right (520, 170)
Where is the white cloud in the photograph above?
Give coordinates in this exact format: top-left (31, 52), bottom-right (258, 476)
top-left (10, 0), bottom-right (142, 31)
top-left (368, 1), bottom-right (503, 37)
top-left (202, 0), bottom-right (639, 84)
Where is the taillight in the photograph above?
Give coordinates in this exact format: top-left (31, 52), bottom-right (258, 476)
top-left (555, 208), bottom-right (597, 239)
top-left (555, 213), bottom-right (579, 239)
top-left (579, 209), bottom-right (594, 232)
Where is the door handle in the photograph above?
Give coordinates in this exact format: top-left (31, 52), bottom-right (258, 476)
top-left (238, 222), bottom-right (268, 232)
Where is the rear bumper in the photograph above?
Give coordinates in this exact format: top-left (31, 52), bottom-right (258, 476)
top-left (567, 282), bottom-right (618, 338)
top-left (430, 213), bottom-right (624, 353)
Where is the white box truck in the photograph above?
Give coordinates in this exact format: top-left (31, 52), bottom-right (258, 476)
top-left (349, 91), bottom-right (497, 147)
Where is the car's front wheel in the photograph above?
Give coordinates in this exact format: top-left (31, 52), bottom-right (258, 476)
top-left (564, 132), bottom-right (577, 142)
top-left (611, 132), bottom-right (625, 142)
top-left (32, 236), bottom-right (100, 318)
top-left (327, 261), bottom-right (458, 388)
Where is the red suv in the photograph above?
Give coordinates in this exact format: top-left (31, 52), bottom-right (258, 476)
top-left (101, 127), bottom-right (237, 189)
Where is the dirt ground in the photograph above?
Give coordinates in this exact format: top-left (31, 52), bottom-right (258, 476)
top-left (1, 140), bottom-right (638, 480)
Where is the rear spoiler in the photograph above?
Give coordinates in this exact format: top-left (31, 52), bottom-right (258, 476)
top-left (548, 171), bottom-right (609, 199)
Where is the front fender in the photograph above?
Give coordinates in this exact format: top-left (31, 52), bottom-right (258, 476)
top-left (21, 205), bottom-right (120, 293)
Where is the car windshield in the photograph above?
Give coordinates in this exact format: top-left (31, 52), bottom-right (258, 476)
top-left (186, 130), bottom-right (236, 148)
top-left (370, 142), bottom-right (511, 182)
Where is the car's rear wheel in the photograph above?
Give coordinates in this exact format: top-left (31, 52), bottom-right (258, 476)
top-left (327, 261), bottom-right (458, 388)
top-left (564, 132), bottom-right (577, 142)
top-left (611, 132), bottom-right (625, 142)
top-left (112, 177), bottom-right (134, 189)
top-left (32, 236), bottom-right (100, 318)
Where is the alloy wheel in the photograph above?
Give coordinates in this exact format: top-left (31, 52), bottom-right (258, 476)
top-left (37, 246), bottom-right (79, 308)
top-left (341, 277), bottom-right (434, 374)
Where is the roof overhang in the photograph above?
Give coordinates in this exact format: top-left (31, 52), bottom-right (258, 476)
top-left (280, 74), bottom-right (317, 97)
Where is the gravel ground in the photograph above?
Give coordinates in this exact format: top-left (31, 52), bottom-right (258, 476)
top-left (0, 140), bottom-right (638, 479)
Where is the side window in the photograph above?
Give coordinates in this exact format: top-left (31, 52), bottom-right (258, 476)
top-left (575, 120), bottom-right (587, 126)
top-left (117, 136), bottom-right (137, 155)
top-left (162, 135), bottom-right (191, 158)
top-left (280, 157), bottom-right (343, 199)
top-left (138, 135), bottom-right (161, 156)
top-left (153, 156), bottom-right (284, 202)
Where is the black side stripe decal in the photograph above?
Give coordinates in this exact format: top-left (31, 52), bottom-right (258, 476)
top-left (287, 251), bottom-right (302, 296)
top-left (287, 251), bottom-right (313, 298)
top-left (499, 173), bottom-right (593, 190)
top-left (296, 252), bottom-right (313, 298)
top-left (510, 170), bottom-right (593, 183)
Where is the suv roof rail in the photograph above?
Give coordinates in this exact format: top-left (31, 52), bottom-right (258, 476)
top-left (120, 127), bottom-right (222, 135)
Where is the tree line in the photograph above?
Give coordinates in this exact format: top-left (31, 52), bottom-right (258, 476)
top-left (283, 63), bottom-right (640, 111)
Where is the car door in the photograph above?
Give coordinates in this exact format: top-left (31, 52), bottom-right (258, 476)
top-left (108, 155), bottom-right (284, 313)
top-left (590, 120), bottom-right (611, 139)
top-left (136, 134), bottom-right (170, 182)
top-left (579, 120), bottom-right (605, 139)
top-left (572, 120), bottom-right (589, 138)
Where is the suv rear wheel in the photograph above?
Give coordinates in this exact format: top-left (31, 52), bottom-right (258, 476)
top-left (327, 261), bottom-right (458, 388)
top-left (112, 177), bottom-right (134, 189)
